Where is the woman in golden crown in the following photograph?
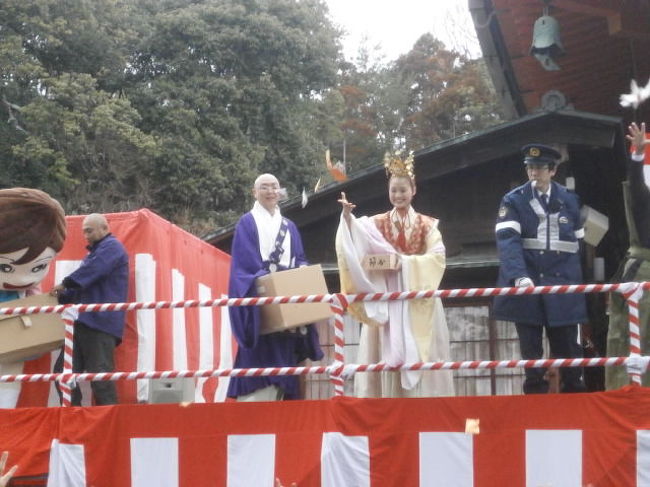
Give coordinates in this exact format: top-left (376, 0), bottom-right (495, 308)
top-left (335, 151), bottom-right (454, 398)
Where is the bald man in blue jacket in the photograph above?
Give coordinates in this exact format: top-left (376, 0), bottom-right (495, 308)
top-left (52, 213), bottom-right (128, 405)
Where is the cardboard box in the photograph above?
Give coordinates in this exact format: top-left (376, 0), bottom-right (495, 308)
top-left (581, 205), bottom-right (609, 247)
top-left (362, 253), bottom-right (399, 271)
top-left (0, 294), bottom-right (65, 363)
top-left (256, 264), bottom-right (332, 335)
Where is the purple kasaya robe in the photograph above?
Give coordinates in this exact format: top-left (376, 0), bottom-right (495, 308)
top-left (227, 212), bottom-right (323, 399)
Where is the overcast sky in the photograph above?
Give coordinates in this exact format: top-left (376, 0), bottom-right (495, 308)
top-left (324, 0), bottom-right (481, 63)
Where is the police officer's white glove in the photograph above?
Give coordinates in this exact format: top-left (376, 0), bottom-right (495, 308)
top-left (515, 277), bottom-right (535, 288)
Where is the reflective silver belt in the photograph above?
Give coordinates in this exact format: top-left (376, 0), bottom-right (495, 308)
top-left (522, 238), bottom-right (578, 253)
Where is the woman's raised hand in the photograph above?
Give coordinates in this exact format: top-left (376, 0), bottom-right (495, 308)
top-left (338, 191), bottom-right (356, 217)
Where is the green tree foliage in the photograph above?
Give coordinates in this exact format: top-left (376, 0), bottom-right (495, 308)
top-left (336, 34), bottom-right (504, 171)
top-left (0, 0), bottom-right (342, 234)
top-left (0, 1), bottom-right (502, 234)
top-left (126, 0), bottom-right (342, 229)
top-left (0, 0), bottom-right (156, 211)
top-left (394, 34), bottom-right (504, 150)
top-left (15, 74), bottom-right (159, 211)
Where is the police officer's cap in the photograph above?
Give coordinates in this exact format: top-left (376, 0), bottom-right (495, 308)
top-left (522, 144), bottom-right (561, 167)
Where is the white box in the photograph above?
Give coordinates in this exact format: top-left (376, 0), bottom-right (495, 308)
top-left (581, 205), bottom-right (609, 247)
top-left (361, 253), bottom-right (399, 271)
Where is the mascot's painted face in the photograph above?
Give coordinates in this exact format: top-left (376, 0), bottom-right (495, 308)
top-left (0, 247), bottom-right (57, 291)
top-left (0, 187), bottom-right (67, 295)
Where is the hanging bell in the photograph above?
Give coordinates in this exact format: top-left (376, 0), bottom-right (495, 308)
top-left (530, 14), bottom-right (564, 71)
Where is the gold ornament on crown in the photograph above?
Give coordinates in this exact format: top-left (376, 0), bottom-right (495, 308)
top-left (383, 150), bottom-right (415, 180)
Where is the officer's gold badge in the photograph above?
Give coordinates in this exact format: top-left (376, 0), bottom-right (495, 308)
top-left (498, 206), bottom-right (507, 218)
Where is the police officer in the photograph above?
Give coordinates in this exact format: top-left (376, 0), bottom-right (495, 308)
top-left (493, 144), bottom-right (587, 394)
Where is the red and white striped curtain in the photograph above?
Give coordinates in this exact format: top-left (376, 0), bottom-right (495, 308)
top-left (2, 387), bottom-right (649, 486)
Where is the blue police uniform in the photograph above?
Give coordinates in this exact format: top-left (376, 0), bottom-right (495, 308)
top-left (493, 144), bottom-right (587, 394)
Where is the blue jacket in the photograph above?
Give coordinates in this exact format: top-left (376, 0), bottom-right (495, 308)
top-left (60, 234), bottom-right (129, 340)
top-left (492, 181), bottom-right (588, 326)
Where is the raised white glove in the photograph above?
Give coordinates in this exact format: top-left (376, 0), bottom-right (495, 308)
top-left (515, 277), bottom-right (534, 288)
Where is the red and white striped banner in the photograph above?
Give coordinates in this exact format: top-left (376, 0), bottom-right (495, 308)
top-left (2, 387), bottom-right (650, 486)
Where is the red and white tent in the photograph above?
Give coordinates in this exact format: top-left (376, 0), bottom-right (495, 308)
top-left (17, 208), bottom-right (234, 406)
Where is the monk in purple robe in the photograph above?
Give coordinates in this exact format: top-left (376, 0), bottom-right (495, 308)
top-left (227, 174), bottom-right (323, 401)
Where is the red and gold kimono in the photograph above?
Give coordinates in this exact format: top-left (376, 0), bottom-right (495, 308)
top-left (336, 206), bottom-right (454, 398)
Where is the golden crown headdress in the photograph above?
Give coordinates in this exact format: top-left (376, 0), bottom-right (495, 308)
top-left (383, 150), bottom-right (415, 179)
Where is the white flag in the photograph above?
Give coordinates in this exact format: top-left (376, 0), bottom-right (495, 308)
top-left (301, 187), bottom-right (308, 208)
top-left (620, 78), bottom-right (650, 109)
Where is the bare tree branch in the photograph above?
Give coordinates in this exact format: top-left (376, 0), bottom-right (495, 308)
top-left (1, 95), bottom-right (27, 133)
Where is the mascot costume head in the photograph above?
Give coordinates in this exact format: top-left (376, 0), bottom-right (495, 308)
top-left (0, 187), bottom-right (66, 408)
top-left (0, 188), bottom-right (66, 298)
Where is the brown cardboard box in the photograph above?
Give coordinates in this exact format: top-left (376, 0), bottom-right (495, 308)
top-left (580, 205), bottom-right (609, 247)
top-left (362, 253), bottom-right (399, 271)
top-left (256, 264), bottom-right (332, 335)
top-left (0, 294), bottom-right (65, 363)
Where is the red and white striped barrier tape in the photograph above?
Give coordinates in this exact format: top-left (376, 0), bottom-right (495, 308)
top-left (58, 309), bottom-right (79, 407)
top-left (58, 315), bottom-right (74, 406)
top-left (1, 282), bottom-right (649, 317)
top-left (2, 282), bottom-right (647, 399)
top-left (626, 285), bottom-right (645, 384)
top-left (0, 365), bottom-right (332, 383)
top-left (0, 356), bottom-right (641, 385)
top-left (329, 294), bottom-right (348, 396)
